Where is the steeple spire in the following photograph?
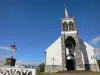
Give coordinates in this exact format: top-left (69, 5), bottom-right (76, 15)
top-left (64, 4), bottom-right (69, 18)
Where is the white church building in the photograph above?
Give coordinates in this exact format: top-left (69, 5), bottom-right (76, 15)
top-left (45, 5), bottom-right (100, 72)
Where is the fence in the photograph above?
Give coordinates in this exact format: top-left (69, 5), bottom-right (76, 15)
top-left (0, 66), bottom-right (37, 75)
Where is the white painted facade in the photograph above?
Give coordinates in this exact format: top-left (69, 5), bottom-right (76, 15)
top-left (80, 39), bottom-right (99, 72)
top-left (45, 37), bottom-right (98, 65)
top-left (45, 36), bottom-right (100, 71)
top-left (45, 5), bottom-right (100, 72)
top-left (80, 39), bottom-right (96, 64)
top-left (45, 37), bottom-right (62, 65)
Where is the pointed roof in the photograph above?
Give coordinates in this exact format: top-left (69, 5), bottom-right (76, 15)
top-left (64, 4), bottom-right (69, 18)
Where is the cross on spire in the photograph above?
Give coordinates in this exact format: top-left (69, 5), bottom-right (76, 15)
top-left (64, 4), bottom-right (69, 18)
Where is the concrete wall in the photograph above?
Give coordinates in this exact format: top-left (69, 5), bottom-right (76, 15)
top-left (45, 65), bottom-right (62, 72)
top-left (61, 18), bottom-right (74, 24)
top-left (80, 39), bottom-right (96, 64)
top-left (80, 39), bottom-right (100, 71)
top-left (45, 37), bottom-right (62, 65)
top-left (0, 67), bottom-right (37, 75)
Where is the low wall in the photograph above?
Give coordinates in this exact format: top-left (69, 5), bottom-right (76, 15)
top-left (0, 67), bottom-right (37, 75)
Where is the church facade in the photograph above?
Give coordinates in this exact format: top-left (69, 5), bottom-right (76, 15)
top-left (45, 5), bottom-right (100, 72)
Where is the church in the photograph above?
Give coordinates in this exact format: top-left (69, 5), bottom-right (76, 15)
top-left (45, 5), bottom-right (100, 72)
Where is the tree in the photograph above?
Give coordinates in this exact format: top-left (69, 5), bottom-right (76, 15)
top-left (5, 58), bottom-right (11, 65)
top-left (38, 63), bottom-right (45, 72)
top-left (97, 59), bottom-right (100, 68)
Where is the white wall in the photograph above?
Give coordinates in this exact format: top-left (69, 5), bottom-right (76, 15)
top-left (0, 67), bottom-right (37, 75)
top-left (61, 18), bottom-right (74, 24)
top-left (45, 37), bottom-right (98, 66)
top-left (45, 37), bottom-right (62, 65)
top-left (80, 39), bottom-right (97, 64)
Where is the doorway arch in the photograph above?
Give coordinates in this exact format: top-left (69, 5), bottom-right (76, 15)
top-left (65, 36), bottom-right (76, 70)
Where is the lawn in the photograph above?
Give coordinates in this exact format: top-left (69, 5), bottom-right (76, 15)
top-left (38, 72), bottom-right (100, 75)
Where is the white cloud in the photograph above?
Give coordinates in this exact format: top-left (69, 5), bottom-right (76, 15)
top-left (90, 36), bottom-right (100, 45)
top-left (24, 60), bottom-right (42, 66)
top-left (0, 46), bottom-right (11, 51)
top-left (0, 54), bottom-right (6, 61)
top-left (16, 60), bottom-right (43, 66)
top-left (16, 61), bottom-right (23, 63)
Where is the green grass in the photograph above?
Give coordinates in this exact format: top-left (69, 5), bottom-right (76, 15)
top-left (38, 72), bottom-right (100, 75)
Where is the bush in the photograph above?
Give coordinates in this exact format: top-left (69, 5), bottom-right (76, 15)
top-left (38, 63), bottom-right (45, 72)
top-left (5, 58), bottom-right (11, 65)
top-left (97, 59), bottom-right (100, 68)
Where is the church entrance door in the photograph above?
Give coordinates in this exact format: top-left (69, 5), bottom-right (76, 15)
top-left (66, 59), bottom-right (74, 70)
top-left (65, 36), bottom-right (76, 71)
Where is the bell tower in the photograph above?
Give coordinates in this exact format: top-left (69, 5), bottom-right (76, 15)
top-left (61, 4), bottom-right (85, 70)
top-left (61, 4), bottom-right (77, 33)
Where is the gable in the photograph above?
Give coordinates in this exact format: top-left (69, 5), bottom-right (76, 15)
top-left (45, 37), bottom-right (61, 52)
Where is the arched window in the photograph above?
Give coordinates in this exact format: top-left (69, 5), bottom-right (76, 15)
top-left (63, 22), bottom-right (68, 31)
top-left (69, 21), bottom-right (74, 31)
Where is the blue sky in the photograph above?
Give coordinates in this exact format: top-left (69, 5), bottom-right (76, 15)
top-left (0, 0), bottom-right (100, 64)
